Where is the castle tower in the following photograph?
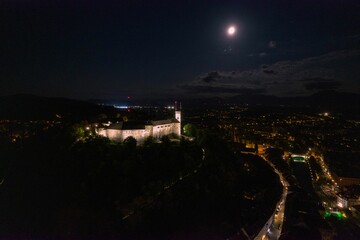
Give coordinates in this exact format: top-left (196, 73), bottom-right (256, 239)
top-left (175, 101), bottom-right (181, 136)
top-left (175, 101), bottom-right (181, 123)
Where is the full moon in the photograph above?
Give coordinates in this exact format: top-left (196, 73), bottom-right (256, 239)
top-left (227, 26), bottom-right (236, 36)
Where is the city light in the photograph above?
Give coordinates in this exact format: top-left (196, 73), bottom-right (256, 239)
top-left (114, 105), bottom-right (128, 109)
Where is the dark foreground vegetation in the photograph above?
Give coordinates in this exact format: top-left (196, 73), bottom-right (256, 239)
top-left (0, 124), bottom-right (281, 239)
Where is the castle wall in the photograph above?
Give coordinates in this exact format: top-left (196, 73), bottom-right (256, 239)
top-left (97, 108), bottom-right (181, 144)
top-left (105, 129), bottom-right (122, 141)
top-left (97, 128), bottom-right (107, 137)
top-left (174, 122), bottom-right (181, 136)
top-left (152, 123), bottom-right (175, 139)
top-left (122, 129), bottom-right (151, 143)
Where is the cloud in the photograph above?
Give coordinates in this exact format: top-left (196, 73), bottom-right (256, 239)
top-left (302, 78), bottom-right (342, 90)
top-left (300, 77), bottom-right (336, 82)
top-left (179, 49), bottom-right (360, 97)
top-left (201, 71), bottom-right (220, 83)
top-left (179, 85), bottom-right (266, 95)
top-left (259, 52), bottom-right (267, 57)
top-left (268, 41), bottom-right (277, 48)
top-left (263, 69), bottom-right (277, 75)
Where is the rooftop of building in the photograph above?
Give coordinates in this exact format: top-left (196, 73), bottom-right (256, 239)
top-left (105, 118), bottom-right (179, 130)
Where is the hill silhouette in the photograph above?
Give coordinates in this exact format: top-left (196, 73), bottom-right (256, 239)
top-left (0, 94), bottom-right (116, 121)
top-left (1, 91), bottom-right (359, 120)
top-left (181, 91), bottom-right (359, 114)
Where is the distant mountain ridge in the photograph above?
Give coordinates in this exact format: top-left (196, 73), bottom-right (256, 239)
top-left (1, 91), bottom-right (359, 120)
top-left (228, 90), bottom-right (360, 109)
top-left (179, 91), bottom-right (359, 111)
top-left (0, 94), bottom-right (116, 120)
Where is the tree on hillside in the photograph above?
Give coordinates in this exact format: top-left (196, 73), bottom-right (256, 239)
top-left (161, 135), bottom-right (170, 146)
top-left (143, 136), bottom-right (155, 147)
top-left (123, 136), bottom-right (137, 149)
top-left (183, 123), bottom-right (198, 137)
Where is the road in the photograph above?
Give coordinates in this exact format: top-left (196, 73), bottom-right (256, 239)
top-left (254, 148), bottom-right (360, 239)
top-left (254, 156), bottom-right (289, 240)
top-left (307, 156), bottom-right (360, 239)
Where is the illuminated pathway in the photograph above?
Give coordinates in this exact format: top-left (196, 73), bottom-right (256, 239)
top-left (254, 157), bottom-right (289, 240)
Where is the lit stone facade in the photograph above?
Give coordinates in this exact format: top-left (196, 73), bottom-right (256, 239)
top-left (97, 109), bottom-right (181, 143)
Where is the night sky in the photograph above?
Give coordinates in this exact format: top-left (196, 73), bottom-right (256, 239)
top-left (1, 0), bottom-right (360, 100)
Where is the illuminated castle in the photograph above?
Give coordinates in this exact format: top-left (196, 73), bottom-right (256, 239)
top-left (97, 102), bottom-right (181, 143)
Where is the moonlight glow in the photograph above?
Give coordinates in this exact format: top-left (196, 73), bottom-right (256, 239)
top-left (227, 26), bottom-right (236, 36)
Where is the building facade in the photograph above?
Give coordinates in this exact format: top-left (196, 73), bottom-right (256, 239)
top-left (97, 107), bottom-right (181, 143)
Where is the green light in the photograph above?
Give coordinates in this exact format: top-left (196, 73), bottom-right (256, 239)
top-left (293, 156), bottom-right (305, 162)
top-left (324, 211), bottom-right (344, 220)
top-left (334, 212), bottom-right (342, 219)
